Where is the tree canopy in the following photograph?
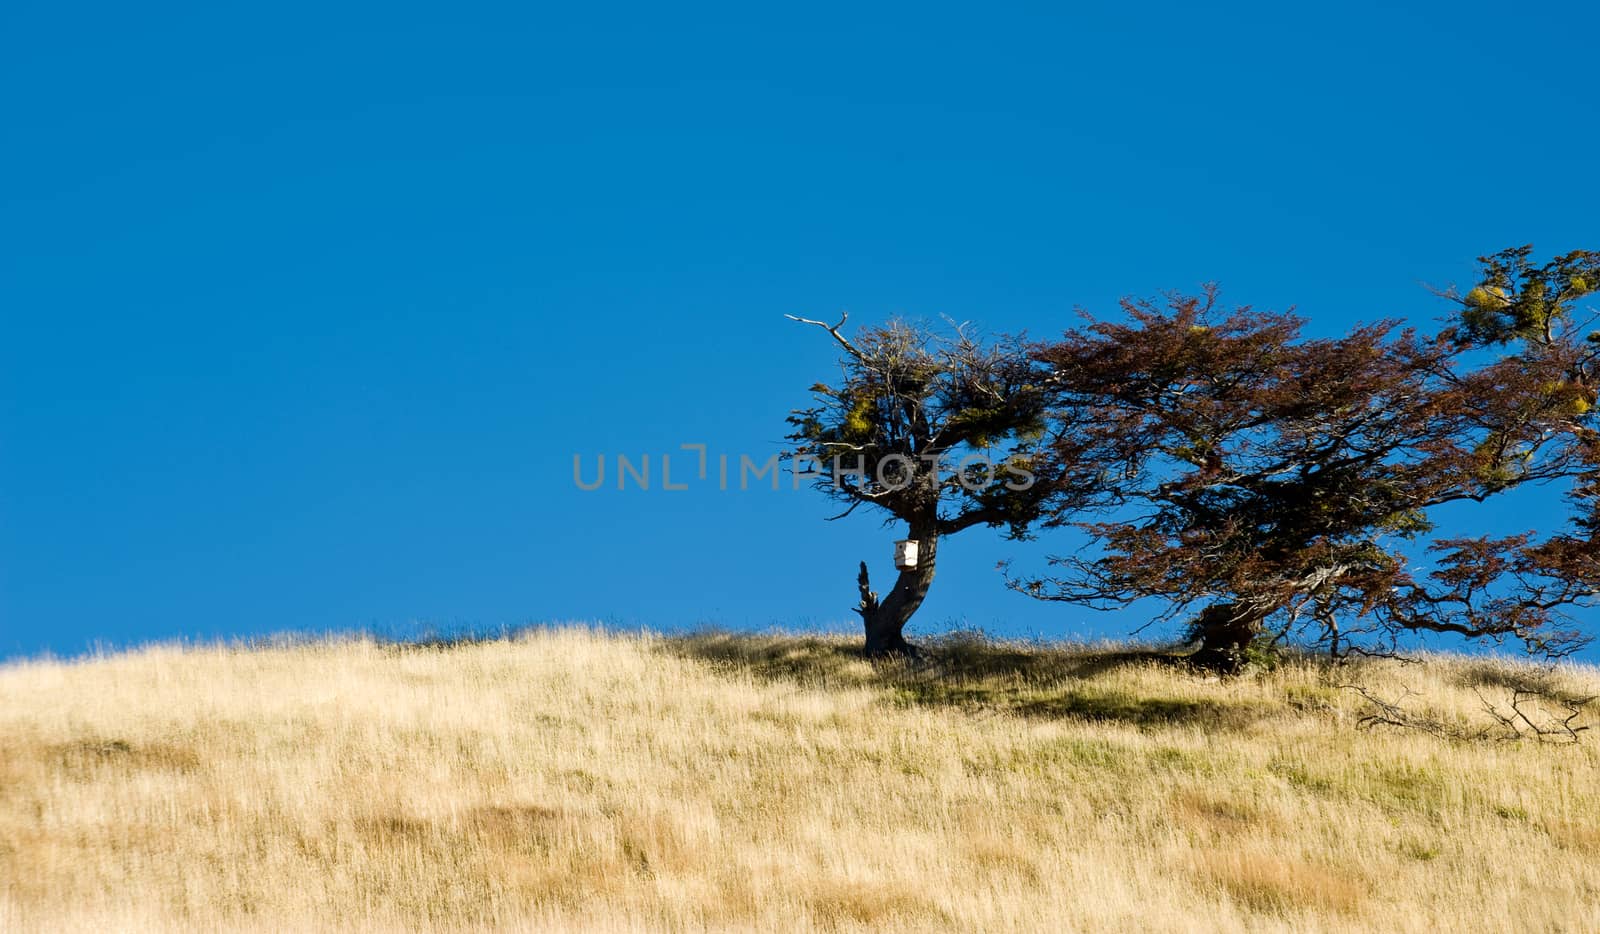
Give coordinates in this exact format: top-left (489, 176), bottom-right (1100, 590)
top-left (790, 247), bottom-right (1599, 667)
top-left (1015, 248), bottom-right (1599, 669)
top-left (785, 314), bottom-right (1117, 656)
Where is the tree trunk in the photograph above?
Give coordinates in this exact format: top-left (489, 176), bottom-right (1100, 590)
top-left (856, 525), bottom-right (939, 658)
top-left (1188, 602), bottom-right (1266, 673)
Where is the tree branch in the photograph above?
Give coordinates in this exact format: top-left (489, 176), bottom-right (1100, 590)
top-left (855, 561), bottom-right (879, 619)
top-left (785, 312), bottom-right (865, 361)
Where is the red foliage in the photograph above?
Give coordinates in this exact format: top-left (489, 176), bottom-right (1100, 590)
top-left (1017, 248), bottom-right (1600, 661)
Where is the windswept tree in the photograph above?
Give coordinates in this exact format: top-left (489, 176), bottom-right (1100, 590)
top-left (1014, 248), bottom-right (1599, 670)
top-left (786, 314), bottom-right (1116, 656)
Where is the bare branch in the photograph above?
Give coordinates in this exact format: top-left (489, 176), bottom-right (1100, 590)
top-left (855, 561), bottom-right (879, 619)
top-left (1476, 684), bottom-right (1596, 744)
top-left (1342, 678), bottom-right (1594, 745)
top-left (1341, 683), bottom-right (1470, 741)
top-left (785, 312), bottom-right (865, 361)
top-left (825, 500), bottom-right (865, 522)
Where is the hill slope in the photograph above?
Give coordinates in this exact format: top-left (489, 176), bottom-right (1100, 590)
top-left (3, 629), bottom-right (1599, 932)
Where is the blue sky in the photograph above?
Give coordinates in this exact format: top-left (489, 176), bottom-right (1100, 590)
top-left (2, 1), bottom-right (1597, 660)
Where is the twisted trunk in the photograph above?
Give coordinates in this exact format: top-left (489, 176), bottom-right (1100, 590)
top-left (1188, 602), bottom-right (1267, 673)
top-left (856, 519), bottom-right (939, 658)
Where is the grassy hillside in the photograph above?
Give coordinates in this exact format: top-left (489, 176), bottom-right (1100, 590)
top-left (3, 628), bottom-right (1599, 932)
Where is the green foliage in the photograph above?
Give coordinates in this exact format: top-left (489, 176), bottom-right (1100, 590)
top-left (1376, 508), bottom-right (1432, 537)
top-left (842, 393), bottom-right (877, 441)
top-left (1456, 245), bottom-right (1600, 347)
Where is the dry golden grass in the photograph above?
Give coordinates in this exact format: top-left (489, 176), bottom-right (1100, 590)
top-left (3, 627), bottom-right (1600, 932)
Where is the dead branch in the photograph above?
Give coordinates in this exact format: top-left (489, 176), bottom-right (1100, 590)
top-left (1476, 686), bottom-right (1596, 745)
top-left (1341, 679), bottom-right (1595, 745)
top-left (785, 312), bottom-right (865, 361)
top-left (1340, 684), bottom-right (1473, 741)
top-left (855, 561), bottom-right (879, 619)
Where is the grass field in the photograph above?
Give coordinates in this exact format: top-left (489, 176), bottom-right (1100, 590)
top-left (3, 627), bottom-right (1599, 932)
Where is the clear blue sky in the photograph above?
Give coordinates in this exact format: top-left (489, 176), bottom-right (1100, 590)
top-left (3, 1), bottom-right (1596, 660)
